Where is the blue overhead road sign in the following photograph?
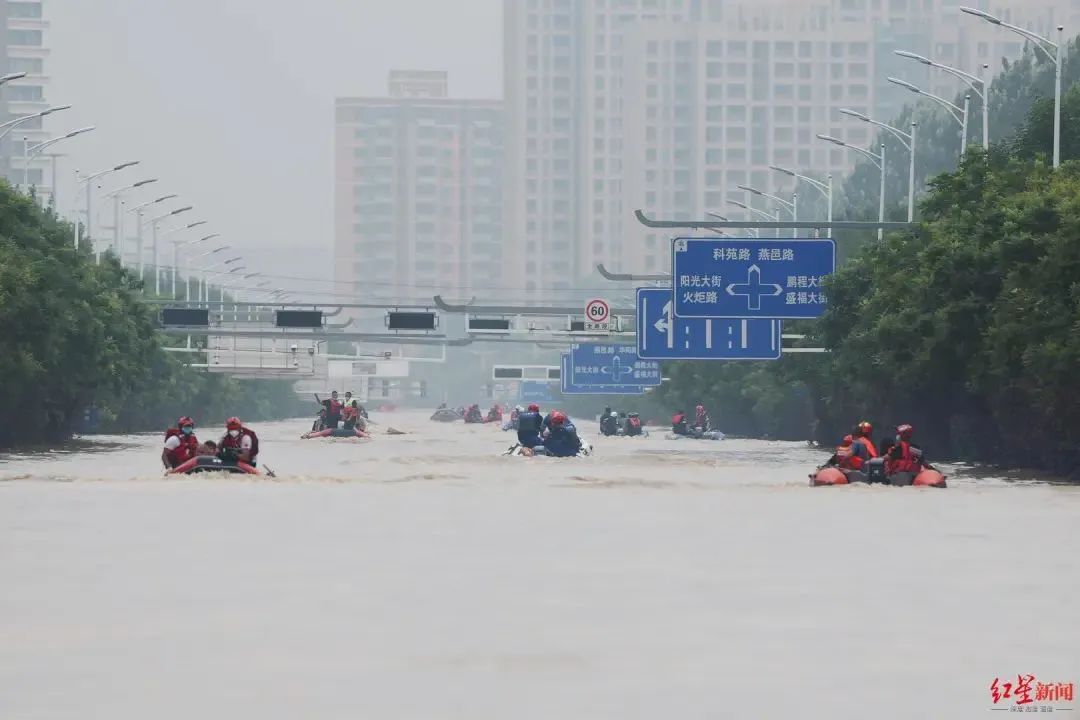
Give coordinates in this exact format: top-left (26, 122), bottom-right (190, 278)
top-left (569, 342), bottom-right (661, 387)
top-left (560, 354), bottom-right (646, 396)
top-left (671, 237), bottom-right (835, 319)
top-left (520, 381), bottom-right (554, 403)
top-left (636, 288), bottom-right (782, 361)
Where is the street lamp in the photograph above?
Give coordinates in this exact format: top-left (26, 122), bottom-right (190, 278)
top-left (147, 205), bottom-right (194, 295)
top-left (187, 243), bottom-right (228, 302)
top-left (896, 50), bottom-right (988, 148)
top-left (703, 212), bottom-right (736, 237)
top-left (202, 257), bottom-right (244, 304)
top-left (127, 194), bottom-right (178, 276)
top-left (102, 178), bottom-right (158, 261)
top-left (888, 76), bottom-right (969, 155)
top-left (0, 72), bottom-right (27, 85)
top-left (960, 7), bottom-right (1063, 167)
top-left (769, 166), bottom-right (833, 225)
top-left (162, 220), bottom-right (210, 296)
top-left (0, 105), bottom-right (71, 143)
top-left (75, 160), bottom-right (140, 259)
top-left (737, 185), bottom-right (798, 237)
top-left (26, 126), bottom-right (95, 188)
top-left (178, 232), bottom-right (220, 301)
top-left (818, 134), bottom-right (886, 240)
top-left (838, 108), bottom-right (918, 222)
top-left (727, 198), bottom-right (781, 238)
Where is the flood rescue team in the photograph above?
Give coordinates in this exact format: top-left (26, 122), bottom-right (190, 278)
top-left (162, 416), bottom-right (260, 470)
top-left (829, 420), bottom-right (931, 485)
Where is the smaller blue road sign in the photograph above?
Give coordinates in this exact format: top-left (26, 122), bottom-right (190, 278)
top-left (569, 343), bottom-right (661, 387)
top-left (636, 288), bottom-right (782, 361)
top-left (560, 354), bottom-right (646, 396)
top-left (671, 237), bottom-right (835, 319)
top-left (520, 381), bottom-right (555, 403)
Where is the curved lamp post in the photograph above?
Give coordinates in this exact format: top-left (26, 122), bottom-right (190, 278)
top-left (838, 108), bottom-right (917, 222)
top-left (960, 7), bottom-right (1063, 167)
top-left (818, 134), bottom-right (886, 239)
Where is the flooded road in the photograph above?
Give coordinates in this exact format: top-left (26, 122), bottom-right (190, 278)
top-left (1, 412), bottom-right (1077, 719)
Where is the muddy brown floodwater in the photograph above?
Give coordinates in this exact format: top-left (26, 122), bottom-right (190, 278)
top-left (1, 412), bottom-right (1077, 719)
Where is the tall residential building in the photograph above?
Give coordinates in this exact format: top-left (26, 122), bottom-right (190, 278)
top-left (334, 71), bottom-right (503, 303)
top-left (504, 0), bottom-right (1076, 283)
top-left (2, 0), bottom-right (50, 190)
top-left (502, 0), bottom-right (698, 294)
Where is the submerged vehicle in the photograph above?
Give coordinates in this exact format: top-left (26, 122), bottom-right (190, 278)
top-left (167, 456), bottom-right (261, 475)
top-left (810, 457), bottom-right (947, 488)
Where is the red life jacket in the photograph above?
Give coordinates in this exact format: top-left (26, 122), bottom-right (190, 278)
top-left (629, 417), bottom-right (641, 429)
top-left (164, 427), bottom-right (199, 467)
top-left (672, 413), bottom-right (685, 425)
top-left (328, 399), bottom-right (343, 415)
top-left (341, 406), bottom-right (358, 422)
top-left (221, 427), bottom-right (259, 459)
top-left (887, 440), bottom-right (920, 474)
top-left (854, 436), bottom-right (878, 458)
top-left (834, 443), bottom-right (863, 470)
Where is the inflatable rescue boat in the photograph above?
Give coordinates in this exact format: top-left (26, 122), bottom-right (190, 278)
top-left (664, 430), bottom-right (724, 441)
top-left (502, 441), bottom-right (594, 458)
top-left (430, 409), bottom-right (463, 422)
top-left (302, 427), bottom-right (369, 439)
top-left (809, 463), bottom-right (947, 488)
top-left (167, 456), bottom-right (261, 475)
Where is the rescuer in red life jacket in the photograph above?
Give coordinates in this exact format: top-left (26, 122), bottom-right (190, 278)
top-left (886, 424), bottom-right (926, 485)
top-left (829, 434), bottom-right (870, 482)
top-left (162, 416), bottom-right (199, 469)
top-left (849, 421), bottom-right (878, 464)
top-left (219, 416), bottom-right (260, 466)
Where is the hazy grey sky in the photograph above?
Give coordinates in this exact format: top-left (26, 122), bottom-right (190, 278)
top-left (48, 0), bottom-right (501, 292)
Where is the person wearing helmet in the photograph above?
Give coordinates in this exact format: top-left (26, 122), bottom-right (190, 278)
top-left (671, 410), bottom-right (690, 436)
top-left (219, 417), bottom-right (260, 466)
top-left (850, 421), bottom-right (878, 461)
top-left (599, 407), bottom-right (619, 436)
top-left (885, 424), bottom-right (927, 485)
top-left (694, 404), bottom-right (712, 432)
top-left (517, 403), bottom-right (544, 448)
top-left (623, 411), bottom-right (644, 437)
top-left (465, 404), bottom-right (484, 423)
top-left (539, 410), bottom-right (581, 457)
top-left (162, 416), bottom-right (199, 469)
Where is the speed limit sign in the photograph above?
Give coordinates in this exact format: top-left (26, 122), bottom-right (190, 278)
top-left (585, 298), bottom-right (610, 325)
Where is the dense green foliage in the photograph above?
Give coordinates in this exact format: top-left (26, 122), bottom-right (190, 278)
top-left (658, 39), bottom-right (1080, 476)
top-left (0, 181), bottom-right (305, 447)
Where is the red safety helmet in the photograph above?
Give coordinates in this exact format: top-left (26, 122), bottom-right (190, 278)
top-left (549, 411), bottom-right (567, 427)
top-left (857, 421), bottom-right (873, 435)
top-left (178, 416), bottom-right (194, 429)
top-left (528, 403), bottom-right (540, 412)
top-left (226, 416), bottom-right (242, 430)
top-left (897, 424), bottom-right (914, 438)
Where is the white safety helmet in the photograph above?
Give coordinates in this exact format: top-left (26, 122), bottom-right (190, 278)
top-left (515, 405), bottom-right (524, 412)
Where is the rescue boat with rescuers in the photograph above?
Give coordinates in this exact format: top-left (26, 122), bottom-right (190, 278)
top-left (501, 407), bottom-right (594, 458)
top-left (163, 416), bottom-right (273, 476)
top-left (810, 422), bottom-right (946, 488)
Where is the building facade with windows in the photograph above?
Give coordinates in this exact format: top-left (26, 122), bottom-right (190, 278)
top-left (2, 0), bottom-right (50, 190)
top-left (334, 71), bottom-right (503, 303)
top-left (504, 0), bottom-right (1075, 282)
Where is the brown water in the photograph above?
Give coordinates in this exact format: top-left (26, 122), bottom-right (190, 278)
top-left (1, 412), bottom-right (1077, 719)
